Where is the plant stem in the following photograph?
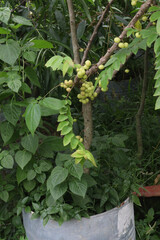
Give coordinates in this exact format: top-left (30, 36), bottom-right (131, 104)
top-left (136, 48), bottom-right (148, 159)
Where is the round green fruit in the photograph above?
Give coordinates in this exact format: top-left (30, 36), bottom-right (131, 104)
top-left (98, 64), bottom-right (104, 70)
top-left (114, 37), bottom-right (120, 43)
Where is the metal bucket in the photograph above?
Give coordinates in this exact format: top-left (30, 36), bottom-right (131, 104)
top-left (23, 198), bottom-right (135, 240)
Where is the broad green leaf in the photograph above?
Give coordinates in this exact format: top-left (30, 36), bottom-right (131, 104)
top-left (154, 78), bottom-right (160, 88)
top-left (21, 82), bottom-right (31, 94)
top-left (85, 151), bottom-right (97, 167)
top-left (36, 173), bottom-right (46, 183)
top-left (16, 167), bottom-right (27, 184)
top-left (15, 150), bottom-right (32, 169)
top-left (150, 11), bottom-right (160, 22)
top-left (58, 114), bottom-right (68, 122)
top-left (12, 15), bottom-right (32, 26)
top-left (104, 57), bottom-right (117, 68)
top-left (77, 20), bottom-right (86, 39)
top-left (61, 126), bottom-right (72, 135)
top-left (39, 161), bottom-right (52, 172)
top-left (148, 6), bottom-right (160, 12)
top-left (154, 69), bottom-right (160, 79)
top-left (0, 121), bottom-right (14, 143)
top-left (8, 79), bottom-right (21, 93)
top-left (153, 86), bottom-right (160, 96)
top-left (25, 66), bottom-right (41, 88)
top-left (69, 178), bottom-right (87, 198)
top-left (0, 190), bottom-right (9, 202)
top-left (0, 7), bottom-right (11, 24)
top-left (71, 149), bottom-right (85, 158)
top-left (45, 55), bottom-right (63, 71)
top-left (3, 104), bottom-right (21, 126)
top-left (155, 96), bottom-right (160, 110)
top-left (0, 40), bottom-right (21, 65)
top-left (21, 134), bottom-right (39, 154)
top-left (80, 0), bottom-right (92, 22)
top-left (132, 194), bottom-right (141, 206)
top-left (31, 40), bottom-right (53, 49)
top-left (147, 33), bottom-right (157, 47)
top-left (27, 170), bottom-right (36, 181)
top-left (154, 38), bottom-right (160, 55)
top-left (0, 27), bottom-right (11, 34)
top-left (1, 155), bottom-right (14, 169)
top-left (39, 136), bottom-right (67, 152)
top-left (63, 132), bottom-right (74, 146)
top-left (50, 182), bottom-right (68, 201)
top-left (40, 106), bottom-right (59, 116)
top-left (49, 166), bottom-right (68, 188)
top-left (67, 162), bottom-right (83, 180)
top-left (39, 97), bottom-right (65, 111)
top-left (70, 137), bottom-right (79, 149)
top-left (23, 180), bottom-right (36, 192)
top-left (23, 51), bottom-right (37, 63)
top-left (24, 103), bottom-right (41, 135)
top-left (57, 121), bottom-right (69, 131)
top-left (157, 17), bottom-right (160, 35)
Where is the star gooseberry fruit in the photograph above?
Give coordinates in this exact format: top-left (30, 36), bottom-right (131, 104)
top-left (118, 42), bottom-right (125, 48)
top-left (60, 79), bottom-right (74, 92)
top-left (98, 65), bottom-right (104, 70)
top-left (114, 37), bottom-right (120, 43)
top-left (77, 81), bottom-right (98, 104)
top-left (125, 69), bottom-right (130, 73)
top-left (135, 32), bottom-right (141, 38)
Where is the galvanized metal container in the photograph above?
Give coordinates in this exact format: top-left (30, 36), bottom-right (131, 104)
top-left (23, 198), bottom-right (135, 240)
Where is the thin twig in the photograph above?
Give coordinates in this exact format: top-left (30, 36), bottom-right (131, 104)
top-left (81, 0), bottom-right (114, 65)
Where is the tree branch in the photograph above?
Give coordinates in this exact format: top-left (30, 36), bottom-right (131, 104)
top-left (67, 0), bottom-right (80, 64)
top-left (86, 0), bottom-right (153, 77)
top-left (81, 0), bottom-right (114, 65)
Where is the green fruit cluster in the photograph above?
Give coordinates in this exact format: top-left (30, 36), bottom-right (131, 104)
top-left (76, 135), bottom-right (83, 142)
top-left (77, 81), bottom-right (98, 104)
top-left (60, 79), bottom-right (74, 92)
top-left (76, 60), bottom-right (92, 81)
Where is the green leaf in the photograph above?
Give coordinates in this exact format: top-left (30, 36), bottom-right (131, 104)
top-left (49, 166), bottom-right (68, 188)
top-left (39, 136), bottom-right (67, 152)
top-left (71, 149), bottom-right (85, 158)
top-left (63, 132), bottom-right (74, 146)
top-left (25, 66), bottom-right (41, 88)
top-left (45, 55), bottom-right (63, 71)
top-left (154, 78), bottom-right (160, 88)
top-left (77, 20), bottom-right (86, 39)
top-left (155, 96), bottom-right (160, 110)
top-left (150, 11), bottom-right (160, 22)
top-left (24, 103), bottom-right (41, 135)
top-left (39, 97), bottom-right (65, 111)
top-left (8, 79), bottom-right (21, 93)
top-left (1, 155), bottom-right (14, 169)
top-left (0, 40), bottom-right (21, 65)
top-left (62, 57), bottom-right (74, 77)
top-left (148, 6), bottom-right (160, 12)
top-left (57, 121), bottom-right (69, 131)
top-left (157, 17), bottom-right (160, 35)
top-left (85, 150), bottom-right (97, 167)
top-left (21, 134), bottom-right (39, 154)
top-left (23, 180), bottom-right (36, 192)
top-left (21, 82), bottom-right (32, 94)
top-left (3, 104), bottom-right (21, 126)
top-left (12, 15), bottom-right (32, 26)
top-left (153, 86), bottom-right (160, 96)
top-left (15, 150), bottom-right (32, 169)
top-left (132, 194), bottom-right (141, 206)
top-left (0, 190), bottom-right (9, 202)
top-left (50, 182), bottom-right (68, 201)
top-left (147, 33), bottom-right (157, 47)
top-left (69, 178), bottom-right (87, 198)
top-left (36, 173), bottom-right (46, 183)
top-left (61, 126), bottom-right (72, 135)
top-left (0, 27), bottom-right (11, 34)
top-left (80, 0), bottom-right (92, 22)
top-left (31, 40), bottom-right (53, 49)
top-left (16, 167), bottom-right (27, 184)
top-left (154, 69), bottom-right (160, 79)
top-left (0, 7), bottom-right (11, 24)
top-left (70, 137), bottom-right (79, 150)
top-left (154, 38), bottom-right (160, 55)
top-left (67, 162), bottom-right (83, 180)
top-left (0, 121), bottom-right (14, 143)
top-left (27, 170), bottom-right (36, 181)
top-left (58, 114), bottom-right (68, 122)
top-left (23, 51), bottom-right (37, 63)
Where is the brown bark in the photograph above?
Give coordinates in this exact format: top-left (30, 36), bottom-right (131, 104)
top-left (67, 0), bottom-right (80, 64)
top-left (136, 49), bottom-right (148, 159)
